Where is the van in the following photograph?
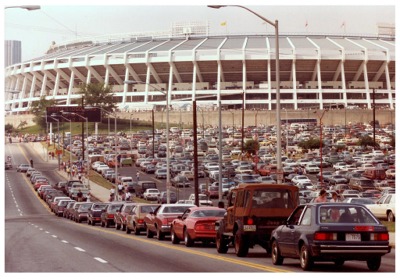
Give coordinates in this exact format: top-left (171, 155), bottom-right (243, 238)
top-left (363, 168), bottom-right (386, 180)
top-left (134, 181), bottom-right (157, 198)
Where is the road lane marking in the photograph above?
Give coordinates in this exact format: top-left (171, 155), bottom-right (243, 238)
top-left (74, 247), bottom-right (86, 252)
top-left (94, 257), bottom-right (108, 263)
top-left (61, 240), bottom-right (69, 244)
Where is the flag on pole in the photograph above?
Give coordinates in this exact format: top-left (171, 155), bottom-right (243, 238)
top-left (220, 21), bottom-right (227, 26)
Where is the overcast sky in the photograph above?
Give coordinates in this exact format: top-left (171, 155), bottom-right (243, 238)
top-left (2, 0), bottom-right (396, 62)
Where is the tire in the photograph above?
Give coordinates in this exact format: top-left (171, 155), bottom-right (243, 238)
top-left (234, 230), bottom-right (249, 257)
top-left (367, 257), bottom-right (381, 271)
top-left (156, 227), bottom-right (165, 240)
top-left (387, 211), bottom-right (395, 222)
top-left (133, 224), bottom-right (140, 235)
top-left (171, 228), bottom-right (180, 244)
top-left (299, 244), bottom-right (313, 271)
top-left (271, 240), bottom-right (284, 265)
top-left (184, 229), bottom-right (194, 247)
top-left (146, 227), bottom-right (154, 238)
top-left (216, 232), bottom-right (229, 254)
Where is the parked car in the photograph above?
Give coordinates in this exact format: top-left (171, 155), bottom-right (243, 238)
top-left (126, 204), bottom-right (159, 235)
top-left (16, 164), bottom-right (30, 172)
top-left (157, 191), bottom-right (177, 204)
top-left (270, 203), bottom-right (391, 271)
top-left (100, 202), bottom-right (124, 227)
top-left (87, 202), bottom-right (110, 226)
top-left (143, 189), bottom-right (160, 201)
top-left (71, 202), bottom-right (93, 223)
top-left (171, 207), bottom-right (226, 246)
top-left (144, 204), bottom-right (196, 240)
top-left (53, 199), bottom-right (74, 217)
top-left (365, 194), bottom-right (396, 222)
top-left (114, 202), bottom-right (136, 231)
top-left (172, 175), bottom-right (190, 188)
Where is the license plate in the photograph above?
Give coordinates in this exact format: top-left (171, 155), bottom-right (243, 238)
top-left (346, 233), bottom-right (361, 241)
top-left (243, 225), bottom-right (256, 231)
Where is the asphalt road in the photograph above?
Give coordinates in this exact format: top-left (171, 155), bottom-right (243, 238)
top-left (4, 142), bottom-right (396, 273)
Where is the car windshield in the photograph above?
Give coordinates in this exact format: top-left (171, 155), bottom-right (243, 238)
top-left (252, 189), bottom-right (296, 209)
top-left (190, 209), bottom-right (226, 218)
top-left (93, 204), bottom-right (108, 210)
top-left (140, 205), bottom-right (159, 213)
top-left (319, 205), bottom-right (378, 224)
top-left (162, 206), bottom-right (192, 213)
top-left (79, 203), bottom-right (92, 210)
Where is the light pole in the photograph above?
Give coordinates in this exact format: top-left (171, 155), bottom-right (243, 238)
top-left (125, 80), bottom-right (172, 203)
top-left (62, 112), bottom-right (90, 189)
top-left (314, 109), bottom-right (328, 184)
top-left (208, 5), bottom-right (282, 182)
top-left (54, 114), bottom-right (72, 165)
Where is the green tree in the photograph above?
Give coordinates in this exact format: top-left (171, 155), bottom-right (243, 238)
top-left (76, 83), bottom-right (116, 115)
top-left (358, 135), bottom-right (379, 148)
top-left (298, 138), bottom-right (321, 150)
top-left (243, 139), bottom-right (259, 156)
top-left (30, 96), bottom-right (56, 130)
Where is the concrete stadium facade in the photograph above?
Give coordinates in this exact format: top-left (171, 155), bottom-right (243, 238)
top-left (4, 33), bottom-right (396, 113)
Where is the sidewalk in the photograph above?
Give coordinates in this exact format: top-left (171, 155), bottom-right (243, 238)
top-left (28, 141), bottom-right (395, 248)
top-left (30, 141), bottom-right (110, 202)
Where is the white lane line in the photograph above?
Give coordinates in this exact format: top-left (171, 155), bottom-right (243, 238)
top-left (94, 257), bottom-right (108, 264)
top-left (74, 247), bottom-right (86, 252)
top-left (61, 240), bottom-right (69, 244)
top-left (51, 235), bottom-right (57, 238)
top-left (45, 231), bottom-right (50, 234)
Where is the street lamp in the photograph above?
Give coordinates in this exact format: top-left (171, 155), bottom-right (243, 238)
top-left (53, 114), bottom-right (72, 165)
top-left (125, 80), bottom-right (172, 203)
top-left (208, 5), bottom-right (282, 182)
top-left (314, 109), bottom-right (328, 184)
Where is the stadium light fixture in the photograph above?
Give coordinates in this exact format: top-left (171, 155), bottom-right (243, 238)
top-left (5, 5), bottom-right (41, 11)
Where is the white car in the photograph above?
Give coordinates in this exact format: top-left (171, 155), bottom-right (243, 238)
top-left (291, 175), bottom-right (311, 185)
top-left (143, 189), bottom-right (160, 201)
top-left (305, 163), bottom-right (320, 174)
top-left (188, 194), bottom-right (213, 206)
top-left (333, 162), bottom-right (347, 171)
top-left (386, 168), bottom-right (395, 179)
top-left (365, 194), bottom-right (395, 222)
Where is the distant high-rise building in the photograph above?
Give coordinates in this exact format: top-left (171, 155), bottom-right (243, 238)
top-left (4, 40), bottom-right (22, 68)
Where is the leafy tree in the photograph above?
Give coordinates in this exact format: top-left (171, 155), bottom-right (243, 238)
top-left (358, 135), bottom-right (379, 148)
top-left (5, 123), bottom-right (14, 133)
top-left (30, 96), bottom-right (56, 130)
top-left (298, 138), bottom-right (321, 150)
top-left (76, 83), bottom-right (116, 115)
top-left (243, 139), bottom-right (259, 156)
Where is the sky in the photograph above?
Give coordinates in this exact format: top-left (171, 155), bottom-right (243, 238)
top-left (2, 0), bottom-right (396, 62)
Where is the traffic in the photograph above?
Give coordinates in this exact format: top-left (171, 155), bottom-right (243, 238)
top-left (5, 119), bottom-right (396, 272)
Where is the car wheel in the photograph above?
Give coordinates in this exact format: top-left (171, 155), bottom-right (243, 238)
top-left (271, 240), bottom-right (284, 265)
top-left (216, 232), bottom-right (229, 254)
top-left (300, 244), bottom-right (313, 271)
top-left (387, 211), bottom-right (395, 222)
top-left (234, 230), bottom-right (249, 257)
top-left (146, 227), bottom-right (154, 238)
top-left (184, 229), bottom-right (194, 247)
top-left (156, 227), bottom-right (165, 241)
top-left (367, 257), bottom-right (381, 271)
top-left (171, 228), bottom-right (180, 244)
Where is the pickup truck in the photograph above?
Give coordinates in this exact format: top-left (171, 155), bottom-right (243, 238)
top-left (215, 183), bottom-right (299, 257)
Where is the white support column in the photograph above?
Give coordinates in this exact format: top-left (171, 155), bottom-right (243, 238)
top-left (363, 61), bottom-right (371, 109)
top-left (28, 75), bottom-right (37, 107)
top-left (86, 68), bottom-right (91, 84)
top-left (168, 66), bottom-right (173, 105)
top-left (40, 73), bottom-right (47, 97)
top-left (20, 75), bottom-right (28, 108)
top-left (217, 61), bottom-right (222, 103)
top-left (53, 72), bottom-right (60, 97)
top-left (123, 67), bottom-right (129, 104)
top-left (145, 66), bottom-right (151, 103)
top-left (104, 67), bottom-right (109, 86)
top-left (267, 59), bottom-right (272, 110)
top-left (11, 77), bottom-right (21, 110)
top-left (316, 59), bottom-right (323, 109)
top-left (340, 60), bottom-right (347, 106)
top-left (67, 71), bottom-right (75, 105)
top-left (192, 63), bottom-right (197, 101)
top-left (385, 63), bottom-right (393, 109)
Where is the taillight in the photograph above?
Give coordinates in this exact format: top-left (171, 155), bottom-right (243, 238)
top-left (371, 232), bottom-right (389, 241)
top-left (354, 226), bottom-right (374, 231)
top-left (138, 219), bottom-right (144, 224)
top-left (247, 218), bottom-right (254, 225)
top-left (195, 224), bottom-right (208, 231)
top-left (314, 232), bottom-right (337, 241)
top-left (107, 214), bottom-right (114, 218)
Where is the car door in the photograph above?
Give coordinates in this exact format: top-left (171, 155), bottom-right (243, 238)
top-left (277, 205), bottom-right (305, 257)
top-left (174, 209), bottom-right (190, 239)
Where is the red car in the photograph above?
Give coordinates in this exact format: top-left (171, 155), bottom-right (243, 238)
top-left (170, 207), bottom-right (226, 247)
top-left (144, 204), bottom-right (195, 240)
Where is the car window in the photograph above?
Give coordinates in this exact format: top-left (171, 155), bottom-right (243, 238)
top-left (319, 205), bottom-right (378, 224)
top-left (299, 208), bottom-right (312, 226)
top-left (287, 206), bottom-right (304, 225)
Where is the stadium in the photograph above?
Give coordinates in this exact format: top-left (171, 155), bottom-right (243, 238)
top-left (4, 23), bottom-right (396, 113)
